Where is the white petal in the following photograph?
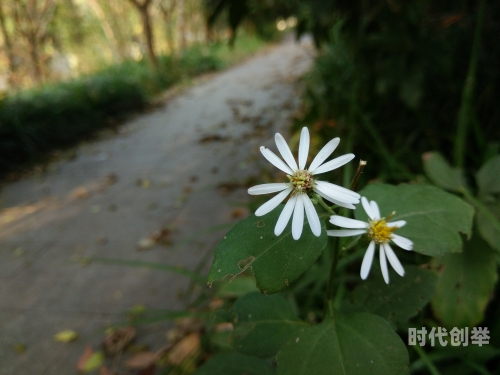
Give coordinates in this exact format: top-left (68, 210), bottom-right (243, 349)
top-left (292, 194), bottom-right (305, 240)
top-left (310, 154), bottom-right (355, 175)
top-left (303, 195), bottom-right (321, 236)
top-left (370, 200), bottom-right (381, 220)
top-left (315, 181), bottom-right (360, 199)
top-left (255, 188), bottom-right (292, 216)
top-left (275, 133), bottom-right (298, 171)
top-left (387, 220), bottom-right (406, 228)
top-left (361, 197), bottom-right (376, 220)
top-left (315, 181), bottom-right (360, 203)
top-left (329, 216), bottom-right (367, 229)
top-left (308, 137), bottom-right (340, 173)
top-left (327, 229), bottom-right (366, 237)
top-left (298, 127), bottom-right (310, 170)
top-left (315, 188), bottom-right (357, 209)
top-left (360, 241), bottom-right (376, 280)
top-left (383, 243), bottom-right (405, 277)
top-left (379, 245), bottom-right (390, 284)
top-left (274, 195), bottom-right (297, 236)
top-left (391, 234), bottom-right (413, 251)
top-left (248, 183), bottom-right (289, 195)
top-left (260, 146), bottom-right (293, 175)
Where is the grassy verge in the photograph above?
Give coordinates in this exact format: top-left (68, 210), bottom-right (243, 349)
top-left (0, 33), bottom-right (266, 179)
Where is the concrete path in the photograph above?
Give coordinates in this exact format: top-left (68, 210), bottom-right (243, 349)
top-left (0, 39), bottom-right (313, 374)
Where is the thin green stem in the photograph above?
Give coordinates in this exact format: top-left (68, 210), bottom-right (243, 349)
top-left (323, 237), bottom-right (340, 318)
top-left (460, 187), bottom-right (500, 232)
top-left (342, 82), bottom-right (359, 186)
top-left (350, 160), bottom-right (367, 192)
top-left (315, 194), bottom-right (335, 215)
top-left (453, 0), bottom-right (484, 168)
top-left (413, 345), bottom-right (442, 375)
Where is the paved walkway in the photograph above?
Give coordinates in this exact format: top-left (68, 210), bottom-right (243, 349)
top-left (0, 39), bottom-right (313, 374)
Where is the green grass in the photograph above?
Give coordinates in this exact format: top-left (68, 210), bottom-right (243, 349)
top-left (0, 33), bottom-right (266, 178)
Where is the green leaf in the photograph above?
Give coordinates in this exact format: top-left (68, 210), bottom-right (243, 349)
top-left (431, 232), bottom-right (498, 328)
top-left (422, 152), bottom-right (465, 192)
top-left (476, 202), bottom-right (500, 252)
top-left (208, 207), bottom-right (328, 293)
top-left (351, 265), bottom-right (438, 325)
top-left (357, 184), bottom-right (474, 256)
top-left (232, 292), bottom-right (306, 358)
top-left (216, 275), bottom-right (259, 298)
top-left (276, 312), bottom-right (409, 375)
top-left (477, 155), bottom-right (500, 194)
top-left (194, 351), bottom-right (275, 375)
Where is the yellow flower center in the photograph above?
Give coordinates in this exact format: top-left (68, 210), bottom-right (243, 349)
top-left (288, 170), bottom-right (314, 194)
top-left (367, 218), bottom-right (398, 244)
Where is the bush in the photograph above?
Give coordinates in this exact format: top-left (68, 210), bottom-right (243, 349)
top-left (0, 34), bottom-right (265, 178)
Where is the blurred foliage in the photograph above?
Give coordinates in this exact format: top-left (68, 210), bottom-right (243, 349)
top-left (0, 34), bottom-right (264, 178)
top-left (295, 0), bottom-right (500, 183)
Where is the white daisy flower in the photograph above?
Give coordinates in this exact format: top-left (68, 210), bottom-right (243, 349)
top-left (248, 127), bottom-right (360, 240)
top-left (327, 197), bottom-right (413, 284)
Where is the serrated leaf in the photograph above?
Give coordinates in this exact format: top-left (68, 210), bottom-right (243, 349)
top-left (54, 330), bottom-right (79, 343)
top-left (232, 292), bottom-right (306, 358)
top-left (423, 152), bottom-right (465, 192)
top-left (431, 232), bottom-right (497, 328)
top-left (351, 266), bottom-right (438, 325)
top-left (357, 184), bottom-right (474, 256)
top-left (477, 155), bottom-right (500, 194)
top-left (276, 312), bottom-right (409, 375)
top-left (208, 207), bottom-right (328, 293)
top-left (476, 202), bottom-right (500, 252)
top-left (194, 351), bottom-right (275, 375)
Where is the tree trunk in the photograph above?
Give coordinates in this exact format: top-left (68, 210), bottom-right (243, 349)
top-left (139, 6), bottom-right (157, 67)
top-left (28, 30), bottom-right (44, 83)
top-left (128, 0), bottom-right (157, 68)
top-left (0, 3), bottom-right (18, 86)
top-left (87, 0), bottom-right (125, 62)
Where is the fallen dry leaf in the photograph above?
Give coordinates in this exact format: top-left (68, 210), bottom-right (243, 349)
top-left (71, 187), bottom-right (90, 200)
top-left (77, 346), bottom-right (94, 372)
top-left (231, 208), bottom-right (246, 219)
top-left (125, 352), bottom-right (158, 370)
top-left (136, 178), bottom-right (151, 188)
top-left (102, 326), bottom-right (136, 356)
top-left (82, 351), bottom-right (105, 372)
top-left (136, 238), bottom-right (156, 251)
top-left (214, 323), bottom-right (234, 332)
top-left (13, 343), bottom-right (26, 354)
top-left (102, 173), bottom-right (118, 186)
top-left (98, 367), bottom-right (114, 375)
top-left (167, 333), bottom-right (201, 366)
top-left (208, 298), bottom-right (224, 310)
top-left (176, 318), bottom-right (204, 334)
top-left (137, 366), bottom-right (156, 375)
top-left (54, 330), bottom-right (79, 343)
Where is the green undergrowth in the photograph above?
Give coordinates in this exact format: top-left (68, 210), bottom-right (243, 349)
top-left (0, 33), bottom-right (265, 179)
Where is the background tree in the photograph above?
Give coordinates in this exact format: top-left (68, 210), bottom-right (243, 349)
top-left (13, 0), bottom-right (57, 84)
top-left (127, 0), bottom-right (157, 68)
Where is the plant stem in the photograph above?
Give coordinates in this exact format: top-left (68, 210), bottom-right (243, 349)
top-left (453, 0), bottom-right (484, 168)
top-left (413, 345), bottom-right (442, 375)
top-left (315, 194), bottom-right (335, 215)
top-left (350, 160), bottom-right (367, 191)
top-left (460, 187), bottom-right (500, 232)
top-left (323, 237), bottom-right (340, 318)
